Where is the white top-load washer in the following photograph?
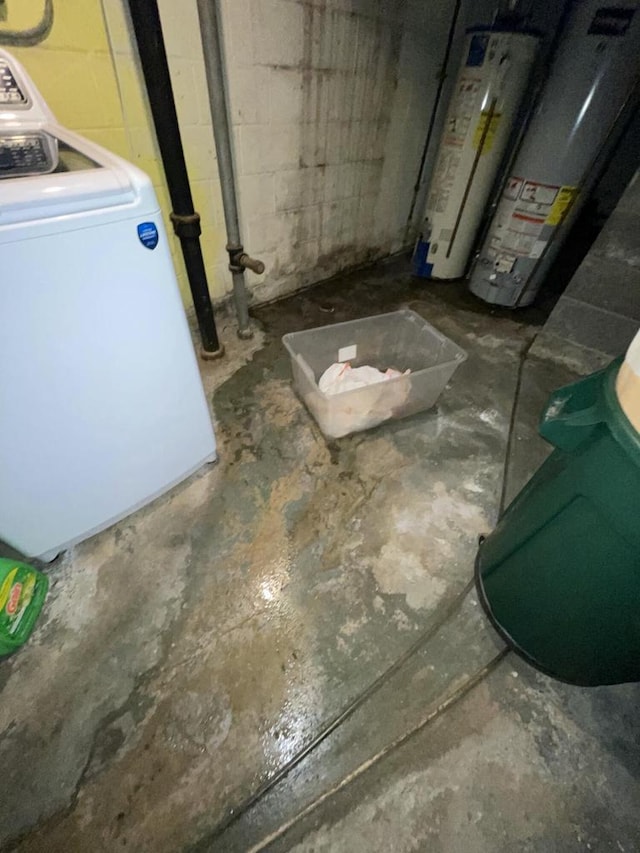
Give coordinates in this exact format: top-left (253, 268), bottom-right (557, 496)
top-left (0, 49), bottom-right (216, 561)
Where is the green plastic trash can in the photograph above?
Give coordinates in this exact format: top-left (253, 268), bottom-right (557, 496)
top-left (476, 357), bottom-right (640, 686)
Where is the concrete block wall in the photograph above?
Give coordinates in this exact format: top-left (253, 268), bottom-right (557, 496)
top-left (102, 0), bottom-right (465, 307)
top-left (221, 0), bottom-right (469, 303)
top-left (8, 0), bottom-right (503, 311)
top-left (544, 170), bottom-right (640, 356)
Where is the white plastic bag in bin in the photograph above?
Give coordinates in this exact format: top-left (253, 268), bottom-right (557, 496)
top-left (282, 309), bottom-right (467, 439)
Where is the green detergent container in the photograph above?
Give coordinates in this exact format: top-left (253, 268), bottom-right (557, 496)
top-left (476, 358), bottom-right (640, 686)
top-left (0, 558), bottom-right (49, 656)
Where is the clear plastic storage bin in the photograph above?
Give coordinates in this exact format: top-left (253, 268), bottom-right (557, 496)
top-left (282, 309), bottom-right (467, 438)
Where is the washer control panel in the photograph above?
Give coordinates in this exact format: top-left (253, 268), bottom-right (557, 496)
top-left (0, 132), bottom-right (58, 178)
top-left (0, 51), bottom-right (60, 178)
top-left (0, 58), bottom-right (28, 107)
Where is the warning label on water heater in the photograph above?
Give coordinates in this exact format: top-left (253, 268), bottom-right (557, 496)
top-left (520, 181), bottom-right (558, 206)
top-left (489, 177), bottom-right (578, 257)
top-left (443, 75), bottom-right (482, 148)
top-left (427, 147), bottom-right (462, 214)
top-left (426, 74), bottom-right (482, 213)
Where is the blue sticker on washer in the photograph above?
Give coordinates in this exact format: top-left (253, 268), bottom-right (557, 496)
top-left (137, 221), bottom-right (159, 250)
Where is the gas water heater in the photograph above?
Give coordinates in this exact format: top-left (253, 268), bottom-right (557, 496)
top-left (413, 26), bottom-right (539, 281)
top-left (469, 0), bottom-right (640, 307)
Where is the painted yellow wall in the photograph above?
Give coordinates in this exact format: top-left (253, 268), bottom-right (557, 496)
top-left (6, 1), bottom-right (129, 157)
top-left (2, 0), bottom-right (229, 303)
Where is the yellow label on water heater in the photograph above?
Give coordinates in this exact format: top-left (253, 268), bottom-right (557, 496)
top-left (472, 111), bottom-right (502, 154)
top-left (546, 186), bottom-right (578, 225)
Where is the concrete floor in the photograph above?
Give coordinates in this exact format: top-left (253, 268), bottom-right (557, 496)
top-left (1, 258), bottom-right (639, 851)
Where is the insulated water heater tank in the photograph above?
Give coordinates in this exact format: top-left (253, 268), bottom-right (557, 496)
top-left (413, 27), bottom-right (539, 281)
top-left (469, 0), bottom-right (640, 307)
